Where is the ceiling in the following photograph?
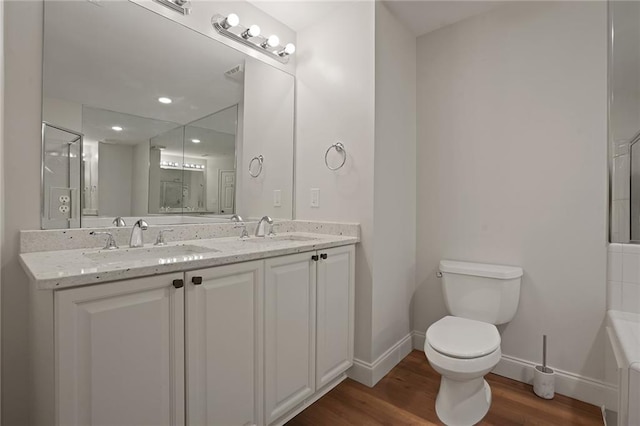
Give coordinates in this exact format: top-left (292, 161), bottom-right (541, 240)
top-left (384, 1), bottom-right (505, 36)
top-left (250, 0), bottom-right (503, 37)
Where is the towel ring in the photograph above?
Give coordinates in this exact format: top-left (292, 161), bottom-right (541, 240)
top-left (249, 155), bottom-right (264, 178)
top-left (325, 142), bottom-right (346, 171)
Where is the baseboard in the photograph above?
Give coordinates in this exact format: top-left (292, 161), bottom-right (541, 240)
top-left (411, 329), bottom-right (617, 408)
top-left (493, 354), bottom-right (617, 409)
top-left (412, 330), bottom-right (425, 351)
top-left (348, 333), bottom-right (413, 387)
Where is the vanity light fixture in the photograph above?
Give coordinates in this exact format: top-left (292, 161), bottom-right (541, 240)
top-left (158, 97), bottom-right (172, 104)
top-left (111, 126), bottom-right (123, 132)
top-left (212, 14), bottom-right (295, 64)
top-left (191, 139), bottom-right (201, 143)
top-left (153, 0), bottom-right (190, 15)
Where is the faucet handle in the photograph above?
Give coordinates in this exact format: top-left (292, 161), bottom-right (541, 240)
top-left (267, 222), bottom-right (280, 237)
top-left (112, 217), bottom-right (127, 227)
top-left (90, 231), bottom-right (118, 250)
top-left (155, 229), bottom-right (174, 246)
top-left (234, 222), bottom-right (250, 240)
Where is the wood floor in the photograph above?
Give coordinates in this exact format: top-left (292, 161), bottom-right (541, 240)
top-left (287, 351), bottom-right (603, 426)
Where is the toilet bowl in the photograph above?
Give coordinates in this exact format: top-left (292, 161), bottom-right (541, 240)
top-left (425, 316), bottom-right (501, 426)
top-left (424, 260), bottom-right (523, 426)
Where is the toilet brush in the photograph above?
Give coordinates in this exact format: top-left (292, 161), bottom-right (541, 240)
top-left (533, 335), bottom-right (555, 399)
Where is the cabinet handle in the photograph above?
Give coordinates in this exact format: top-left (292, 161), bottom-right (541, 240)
top-left (311, 255), bottom-right (319, 262)
top-left (320, 253), bottom-right (328, 260)
top-left (192, 276), bottom-right (203, 285)
top-left (173, 279), bottom-right (184, 289)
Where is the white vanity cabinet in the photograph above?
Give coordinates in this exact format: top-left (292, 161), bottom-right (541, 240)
top-left (55, 273), bottom-right (186, 426)
top-left (264, 245), bottom-right (355, 425)
top-left (264, 252), bottom-right (317, 423)
top-left (315, 246), bottom-right (355, 389)
top-left (184, 261), bottom-right (264, 426)
top-left (32, 243), bottom-right (356, 426)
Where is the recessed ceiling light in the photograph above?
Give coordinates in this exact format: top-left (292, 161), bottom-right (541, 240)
top-left (158, 97), bottom-right (172, 104)
top-left (112, 126), bottom-right (123, 131)
top-left (191, 139), bottom-right (201, 143)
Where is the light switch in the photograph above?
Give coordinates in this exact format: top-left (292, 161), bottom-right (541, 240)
top-left (310, 188), bottom-right (320, 208)
top-left (273, 189), bottom-right (282, 207)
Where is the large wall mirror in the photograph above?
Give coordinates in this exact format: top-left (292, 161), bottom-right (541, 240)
top-left (610, 1), bottom-right (640, 242)
top-left (41, 0), bottom-right (294, 229)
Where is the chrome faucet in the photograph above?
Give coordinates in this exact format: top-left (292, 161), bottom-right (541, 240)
top-left (255, 216), bottom-right (273, 237)
top-left (129, 219), bottom-right (149, 248)
top-left (230, 214), bottom-right (244, 222)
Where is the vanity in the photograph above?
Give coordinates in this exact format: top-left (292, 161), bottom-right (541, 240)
top-left (21, 221), bottom-right (358, 426)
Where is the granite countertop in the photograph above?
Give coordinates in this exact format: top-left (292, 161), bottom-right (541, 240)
top-left (20, 232), bottom-right (358, 290)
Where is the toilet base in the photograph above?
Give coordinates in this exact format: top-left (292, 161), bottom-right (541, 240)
top-left (435, 376), bottom-right (492, 426)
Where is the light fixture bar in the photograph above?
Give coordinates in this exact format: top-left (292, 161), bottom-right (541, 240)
top-left (153, 0), bottom-right (190, 15)
top-left (212, 14), bottom-right (294, 64)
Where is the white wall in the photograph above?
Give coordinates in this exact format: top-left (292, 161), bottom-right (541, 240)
top-left (296, 1), bottom-right (376, 363)
top-left (42, 97), bottom-right (81, 132)
top-left (98, 143), bottom-right (133, 216)
top-left (0, 0), bottom-right (5, 418)
top-left (3, 1), bottom-right (43, 424)
top-left (415, 0), bottom-right (608, 394)
top-left (131, 141), bottom-right (149, 216)
top-left (372, 3), bottom-right (416, 362)
top-left (242, 58), bottom-right (294, 220)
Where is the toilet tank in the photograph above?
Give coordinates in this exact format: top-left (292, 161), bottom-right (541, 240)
top-left (440, 260), bottom-right (523, 325)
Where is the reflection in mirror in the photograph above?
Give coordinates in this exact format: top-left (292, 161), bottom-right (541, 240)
top-left (41, 0), bottom-right (293, 229)
top-left (41, 123), bottom-right (82, 229)
top-left (148, 106), bottom-right (238, 216)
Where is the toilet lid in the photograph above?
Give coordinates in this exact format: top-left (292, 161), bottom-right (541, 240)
top-left (427, 316), bottom-right (500, 359)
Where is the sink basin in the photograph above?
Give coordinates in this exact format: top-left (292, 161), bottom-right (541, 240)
top-left (244, 235), bottom-right (319, 243)
top-left (84, 244), bottom-right (218, 263)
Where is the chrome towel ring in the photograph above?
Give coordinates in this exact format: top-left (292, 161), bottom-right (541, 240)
top-left (249, 155), bottom-right (263, 178)
top-left (325, 142), bottom-right (346, 171)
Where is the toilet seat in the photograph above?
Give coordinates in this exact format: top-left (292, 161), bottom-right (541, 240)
top-left (427, 316), bottom-right (500, 359)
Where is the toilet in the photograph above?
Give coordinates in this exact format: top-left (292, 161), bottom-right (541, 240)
top-left (424, 260), bottom-right (523, 426)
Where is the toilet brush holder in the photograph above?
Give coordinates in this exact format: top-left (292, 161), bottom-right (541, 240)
top-left (533, 365), bottom-right (555, 399)
top-left (533, 335), bottom-right (555, 399)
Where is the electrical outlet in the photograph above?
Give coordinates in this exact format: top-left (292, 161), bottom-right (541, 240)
top-left (310, 188), bottom-right (320, 208)
top-left (273, 190), bottom-right (282, 207)
top-left (59, 205), bottom-right (70, 213)
top-left (59, 195), bottom-right (70, 204)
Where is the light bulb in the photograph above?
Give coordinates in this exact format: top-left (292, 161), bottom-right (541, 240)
top-left (242, 24), bottom-right (261, 39)
top-left (158, 97), bottom-right (172, 104)
top-left (223, 13), bottom-right (239, 29)
top-left (191, 139), bottom-right (201, 143)
top-left (262, 34), bottom-right (279, 49)
top-left (284, 43), bottom-right (296, 54)
top-left (278, 43), bottom-right (296, 56)
top-left (111, 126), bottom-right (123, 131)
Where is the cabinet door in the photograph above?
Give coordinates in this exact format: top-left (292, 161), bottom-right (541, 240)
top-left (316, 245), bottom-right (355, 388)
top-left (56, 274), bottom-right (185, 426)
top-left (185, 261), bottom-right (264, 426)
top-left (264, 252), bottom-right (316, 424)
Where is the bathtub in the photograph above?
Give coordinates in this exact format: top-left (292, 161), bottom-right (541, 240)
top-left (606, 310), bottom-right (640, 425)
